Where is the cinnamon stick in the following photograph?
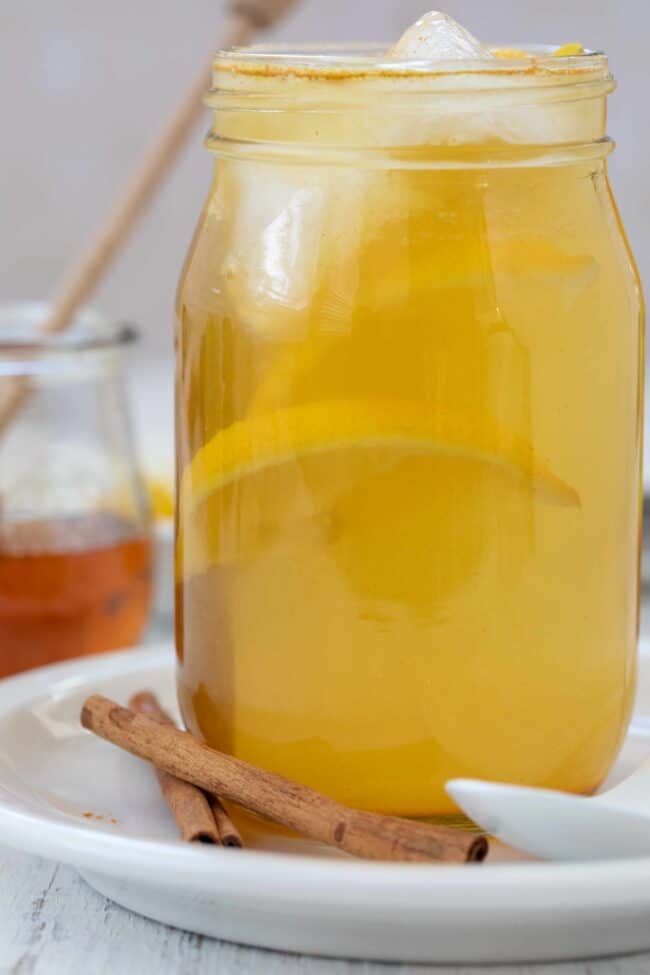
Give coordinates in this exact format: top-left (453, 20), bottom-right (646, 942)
top-left (82, 695), bottom-right (487, 864)
top-left (208, 795), bottom-right (244, 848)
top-left (129, 691), bottom-right (242, 847)
top-left (154, 765), bottom-right (220, 844)
top-left (128, 692), bottom-right (219, 844)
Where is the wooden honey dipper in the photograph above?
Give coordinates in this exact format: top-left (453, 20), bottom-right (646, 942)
top-left (0, 0), bottom-right (299, 438)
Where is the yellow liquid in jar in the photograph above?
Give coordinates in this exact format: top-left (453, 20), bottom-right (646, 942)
top-left (176, 145), bottom-right (642, 816)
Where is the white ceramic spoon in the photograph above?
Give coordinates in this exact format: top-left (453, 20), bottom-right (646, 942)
top-left (447, 757), bottom-right (650, 861)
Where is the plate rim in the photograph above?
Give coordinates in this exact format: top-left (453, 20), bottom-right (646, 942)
top-left (2, 643), bottom-right (650, 910)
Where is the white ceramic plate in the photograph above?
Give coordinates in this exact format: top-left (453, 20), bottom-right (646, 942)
top-left (2, 644), bottom-right (650, 964)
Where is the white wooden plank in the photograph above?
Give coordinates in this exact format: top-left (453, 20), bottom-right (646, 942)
top-left (3, 848), bottom-right (650, 974)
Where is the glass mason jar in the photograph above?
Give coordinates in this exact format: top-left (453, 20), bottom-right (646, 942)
top-left (176, 46), bottom-right (644, 815)
top-left (0, 303), bottom-right (152, 676)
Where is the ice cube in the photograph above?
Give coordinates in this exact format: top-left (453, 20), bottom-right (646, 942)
top-left (219, 164), bottom-right (367, 338)
top-left (388, 10), bottom-right (493, 61)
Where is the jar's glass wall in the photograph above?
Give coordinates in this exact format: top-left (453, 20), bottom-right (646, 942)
top-left (176, 53), bottom-right (644, 815)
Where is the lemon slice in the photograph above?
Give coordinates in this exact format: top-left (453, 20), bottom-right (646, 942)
top-left (492, 48), bottom-right (529, 59)
top-left (553, 43), bottom-right (584, 57)
top-left (181, 398), bottom-right (578, 516)
top-left (147, 477), bottom-right (174, 520)
top-left (492, 44), bottom-right (584, 58)
top-left (250, 239), bottom-right (595, 415)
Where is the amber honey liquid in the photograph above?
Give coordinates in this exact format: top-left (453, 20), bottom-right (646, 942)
top-left (0, 514), bottom-right (151, 677)
top-left (176, 62), bottom-right (643, 815)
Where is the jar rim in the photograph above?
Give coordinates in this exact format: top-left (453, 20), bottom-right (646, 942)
top-left (212, 42), bottom-right (609, 85)
top-left (0, 303), bottom-right (138, 357)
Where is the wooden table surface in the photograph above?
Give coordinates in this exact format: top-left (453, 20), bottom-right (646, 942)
top-left (2, 845), bottom-right (650, 975)
top-left (3, 612), bottom-right (650, 973)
